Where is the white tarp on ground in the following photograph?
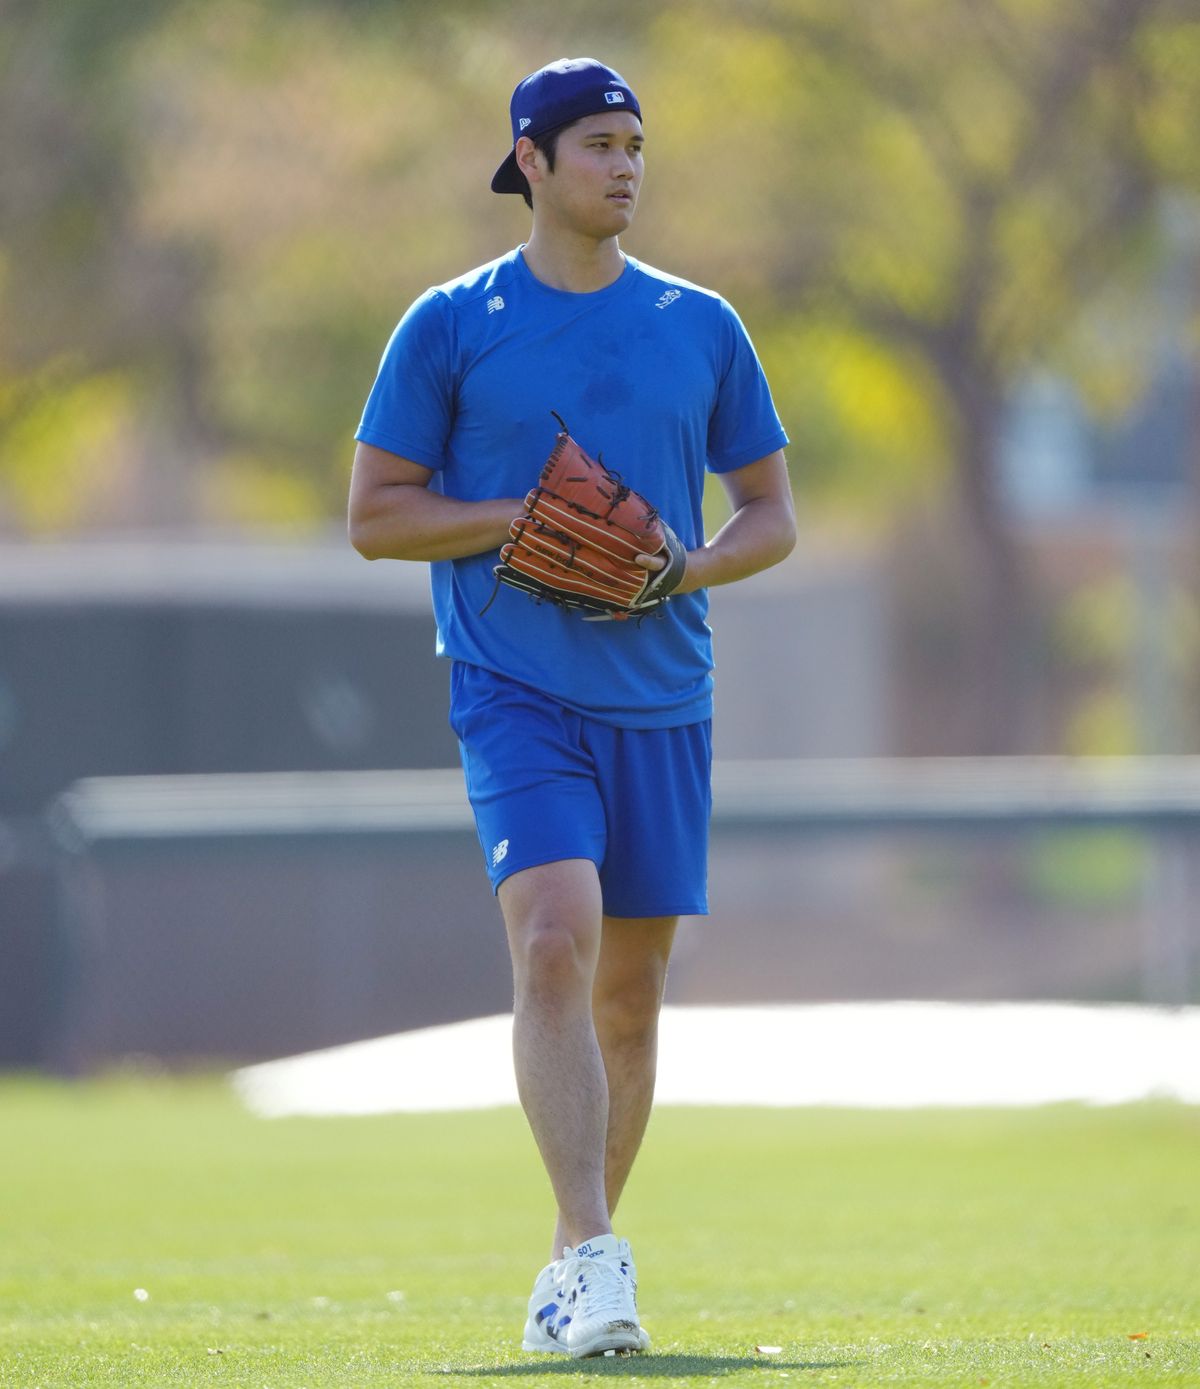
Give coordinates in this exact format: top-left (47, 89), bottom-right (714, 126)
top-left (232, 1002), bottom-right (1200, 1117)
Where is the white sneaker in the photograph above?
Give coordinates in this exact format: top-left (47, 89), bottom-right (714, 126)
top-left (521, 1259), bottom-right (570, 1353)
top-left (557, 1235), bottom-right (646, 1359)
top-left (520, 1239), bottom-right (651, 1357)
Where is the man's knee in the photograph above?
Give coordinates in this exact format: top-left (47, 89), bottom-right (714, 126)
top-left (511, 914), bottom-right (596, 991)
top-left (500, 859), bottom-right (604, 1002)
top-left (593, 916), bottom-right (675, 1044)
top-left (593, 969), bottom-right (667, 1047)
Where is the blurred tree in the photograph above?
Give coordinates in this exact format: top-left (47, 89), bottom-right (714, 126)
top-left (0, 0), bottom-right (210, 528)
top-left (718, 0), bottom-right (1197, 750)
top-left (0, 0), bottom-right (667, 533)
top-left (638, 0), bottom-right (1200, 748)
top-left (2, 0), bottom-right (1198, 755)
top-left (126, 0), bottom-right (528, 525)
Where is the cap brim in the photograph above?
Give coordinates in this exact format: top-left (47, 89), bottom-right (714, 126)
top-left (491, 148), bottom-right (527, 194)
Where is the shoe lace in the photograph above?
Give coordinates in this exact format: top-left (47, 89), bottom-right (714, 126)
top-left (562, 1254), bottom-right (636, 1322)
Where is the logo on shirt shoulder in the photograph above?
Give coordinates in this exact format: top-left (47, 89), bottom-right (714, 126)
top-left (654, 287), bottom-right (682, 310)
top-left (486, 295), bottom-right (505, 314)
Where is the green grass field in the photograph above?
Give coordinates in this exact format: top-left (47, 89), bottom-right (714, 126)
top-left (1, 1075), bottom-right (1196, 1387)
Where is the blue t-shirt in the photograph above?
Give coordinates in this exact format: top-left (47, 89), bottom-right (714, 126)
top-left (356, 247), bottom-right (788, 728)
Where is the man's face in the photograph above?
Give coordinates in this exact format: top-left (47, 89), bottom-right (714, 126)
top-left (527, 111), bottom-right (645, 236)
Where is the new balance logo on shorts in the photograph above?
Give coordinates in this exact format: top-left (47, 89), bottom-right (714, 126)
top-left (491, 838), bottom-right (509, 866)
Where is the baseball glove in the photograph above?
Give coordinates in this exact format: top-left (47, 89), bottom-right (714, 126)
top-left (487, 413), bottom-right (688, 620)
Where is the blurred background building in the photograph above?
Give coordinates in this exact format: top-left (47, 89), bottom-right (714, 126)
top-left (1, 0), bottom-right (1198, 1068)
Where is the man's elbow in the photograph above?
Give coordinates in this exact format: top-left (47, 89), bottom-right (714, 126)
top-left (770, 497), bottom-right (798, 565)
top-left (347, 514), bottom-right (384, 561)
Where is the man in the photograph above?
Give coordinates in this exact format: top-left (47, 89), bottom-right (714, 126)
top-left (348, 57), bottom-right (794, 1358)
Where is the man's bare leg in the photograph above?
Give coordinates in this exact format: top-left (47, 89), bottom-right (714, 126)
top-left (499, 859), bottom-right (612, 1249)
top-left (550, 914), bottom-right (677, 1260)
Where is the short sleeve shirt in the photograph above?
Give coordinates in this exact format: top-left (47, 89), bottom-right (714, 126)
top-left (356, 248), bottom-right (788, 728)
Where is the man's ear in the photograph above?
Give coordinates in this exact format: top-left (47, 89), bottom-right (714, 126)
top-left (515, 135), bottom-right (543, 187)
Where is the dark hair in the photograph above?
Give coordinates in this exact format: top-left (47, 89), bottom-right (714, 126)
top-left (519, 123), bottom-right (568, 209)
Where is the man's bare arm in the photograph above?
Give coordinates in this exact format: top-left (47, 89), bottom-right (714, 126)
top-left (347, 441), bottom-right (522, 562)
top-left (643, 450), bottom-right (795, 593)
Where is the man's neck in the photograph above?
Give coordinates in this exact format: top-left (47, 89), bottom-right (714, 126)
top-left (521, 229), bottom-right (626, 294)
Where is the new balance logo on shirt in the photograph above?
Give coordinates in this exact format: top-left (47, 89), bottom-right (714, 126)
top-left (487, 295), bottom-right (506, 314)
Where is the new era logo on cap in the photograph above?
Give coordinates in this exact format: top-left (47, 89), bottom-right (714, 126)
top-left (518, 117), bottom-right (531, 130)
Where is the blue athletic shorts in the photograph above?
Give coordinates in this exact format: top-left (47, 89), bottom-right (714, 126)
top-left (449, 662), bottom-right (711, 917)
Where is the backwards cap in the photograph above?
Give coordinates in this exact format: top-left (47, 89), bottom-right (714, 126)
top-left (491, 57), bottom-right (641, 194)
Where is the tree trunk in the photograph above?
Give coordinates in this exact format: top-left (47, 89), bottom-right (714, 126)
top-left (944, 369), bottom-right (1029, 754)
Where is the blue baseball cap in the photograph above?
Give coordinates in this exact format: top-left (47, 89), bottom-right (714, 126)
top-left (491, 57), bottom-right (641, 195)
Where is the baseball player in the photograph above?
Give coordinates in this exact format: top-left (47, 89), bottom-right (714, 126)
top-left (348, 57), bottom-right (795, 1358)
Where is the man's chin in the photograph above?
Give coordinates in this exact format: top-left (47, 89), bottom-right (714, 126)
top-left (596, 203), bottom-right (637, 235)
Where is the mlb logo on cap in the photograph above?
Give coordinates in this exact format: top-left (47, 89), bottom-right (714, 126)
top-left (605, 91), bottom-right (625, 104)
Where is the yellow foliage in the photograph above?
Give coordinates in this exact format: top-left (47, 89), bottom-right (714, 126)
top-left (0, 372), bottom-right (134, 532)
top-left (632, 15), bottom-right (805, 293)
top-left (200, 453), bottom-right (324, 534)
top-left (1, 0), bottom-right (1194, 548)
top-left (759, 322), bottom-right (948, 521)
top-left (1056, 274), bottom-right (1165, 423)
top-left (1064, 689), bottom-right (1139, 757)
top-left (1137, 22), bottom-right (1200, 182)
top-left (1054, 576), bottom-right (1135, 666)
